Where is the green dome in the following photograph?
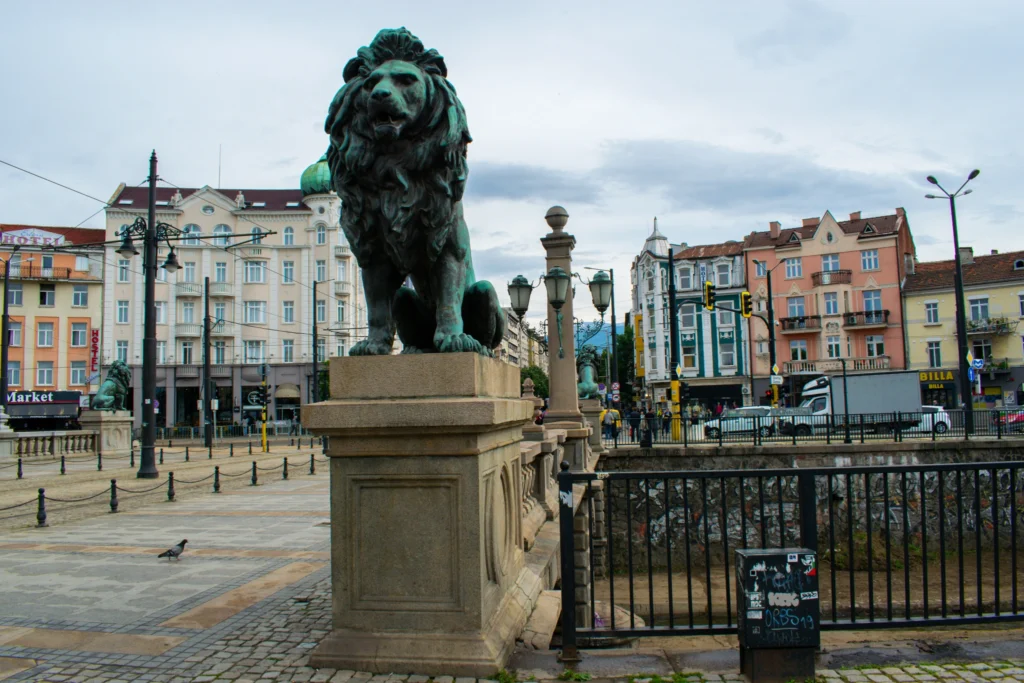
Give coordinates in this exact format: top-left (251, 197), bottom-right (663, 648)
top-left (300, 153), bottom-right (332, 196)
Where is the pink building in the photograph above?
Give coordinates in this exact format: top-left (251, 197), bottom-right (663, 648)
top-left (743, 209), bottom-right (916, 386)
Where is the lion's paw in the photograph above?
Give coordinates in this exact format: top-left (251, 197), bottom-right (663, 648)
top-left (434, 332), bottom-right (483, 354)
top-left (400, 345), bottom-right (426, 355)
top-left (350, 338), bottom-right (394, 356)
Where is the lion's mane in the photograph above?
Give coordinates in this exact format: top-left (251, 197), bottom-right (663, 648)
top-left (324, 28), bottom-right (471, 270)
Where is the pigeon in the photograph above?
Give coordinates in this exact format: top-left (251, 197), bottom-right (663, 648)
top-left (158, 539), bottom-right (188, 561)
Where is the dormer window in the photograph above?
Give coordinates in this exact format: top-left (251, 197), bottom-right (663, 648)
top-left (252, 201), bottom-right (266, 208)
top-left (286, 202), bottom-right (300, 207)
top-left (788, 233), bottom-right (800, 243)
top-left (1015, 259), bottom-right (1024, 270)
top-left (118, 199), bottom-right (133, 205)
top-left (862, 223), bottom-right (875, 234)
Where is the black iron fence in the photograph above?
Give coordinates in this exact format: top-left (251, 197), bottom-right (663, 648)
top-left (557, 460), bottom-right (1024, 653)
top-left (601, 409), bottom-right (1024, 448)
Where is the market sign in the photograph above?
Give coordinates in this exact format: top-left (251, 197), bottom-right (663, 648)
top-left (0, 228), bottom-right (66, 247)
top-left (6, 390), bottom-right (81, 404)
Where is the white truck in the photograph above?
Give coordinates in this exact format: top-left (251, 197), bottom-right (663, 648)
top-left (778, 371), bottom-right (932, 436)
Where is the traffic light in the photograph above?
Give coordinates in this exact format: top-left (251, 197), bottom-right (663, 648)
top-left (680, 382), bottom-right (690, 401)
top-left (703, 281), bottom-right (716, 311)
top-left (258, 385), bottom-right (270, 406)
top-left (740, 291), bottom-right (753, 318)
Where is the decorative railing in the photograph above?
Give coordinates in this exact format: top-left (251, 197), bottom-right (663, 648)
top-left (843, 310), bottom-right (890, 327)
top-left (175, 282), bottom-right (203, 296)
top-left (209, 282), bottom-right (234, 296)
top-left (175, 323), bottom-right (202, 337)
top-left (784, 355), bottom-right (890, 373)
top-left (0, 265), bottom-right (98, 281)
top-left (811, 269), bottom-right (852, 286)
top-left (966, 316), bottom-right (1017, 336)
top-left (15, 431), bottom-right (98, 458)
top-left (779, 315), bottom-right (822, 332)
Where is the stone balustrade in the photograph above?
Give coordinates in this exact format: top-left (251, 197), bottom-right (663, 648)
top-left (14, 431), bottom-right (98, 458)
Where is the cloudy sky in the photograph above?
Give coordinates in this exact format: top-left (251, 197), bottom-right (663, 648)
top-left (1, 0), bottom-right (1021, 325)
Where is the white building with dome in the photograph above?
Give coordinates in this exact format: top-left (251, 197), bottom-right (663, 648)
top-left (101, 155), bottom-right (366, 429)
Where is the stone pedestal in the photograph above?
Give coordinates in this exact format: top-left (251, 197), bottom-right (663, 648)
top-left (302, 353), bottom-right (534, 676)
top-left (0, 409), bottom-right (16, 461)
top-left (79, 410), bottom-right (133, 457)
top-left (579, 398), bottom-right (607, 457)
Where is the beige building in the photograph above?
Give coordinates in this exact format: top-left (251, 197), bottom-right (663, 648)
top-left (498, 308), bottom-right (549, 375)
top-left (102, 156), bottom-right (366, 428)
top-left (0, 225), bottom-right (106, 426)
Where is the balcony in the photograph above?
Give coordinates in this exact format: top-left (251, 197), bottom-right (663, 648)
top-left (211, 366), bottom-right (232, 378)
top-left (175, 282), bottom-right (202, 296)
top-left (811, 269), bottom-right (852, 287)
top-left (211, 320), bottom-right (235, 336)
top-left (176, 323), bottom-right (202, 337)
top-left (966, 317), bottom-right (1018, 336)
top-left (982, 357), bottom-right (1014, 375)
top-left (334, 281), bottom-right (353, 296)
top-left (843, 310), bottom-right (889, 328)
top-left (0, 264), bottom-right (97, 281)
top-left (334, 245), bottom-right (352, 258)
top-left (176, 365), bottom-right (200, 378)
top-left (784, 355), bottom-right (891, 374)
top-left (210, 282), bottom-right (234, 296)
top-left (241, 247), bottom-right (265, 258)
top-left (779, 315), bottom-right (822, 333)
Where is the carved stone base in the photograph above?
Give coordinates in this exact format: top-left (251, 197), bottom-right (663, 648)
top-left (302, 354), bottom-right (534, 676)
top-left (79, 410), bottom-right (133, 458)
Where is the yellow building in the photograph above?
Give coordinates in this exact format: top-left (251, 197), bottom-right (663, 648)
top-left (903, 247), bottom-right (1024, 409)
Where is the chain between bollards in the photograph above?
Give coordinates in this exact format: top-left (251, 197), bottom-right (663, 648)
top-left (214, 466), bottom-right (220, 493)
top-left (167, 472), bottom-right (175, 502)
top-left (309, 453), bottom-right (315, 476)
top-left (282, 457), bottom-right (288, 480)
top-left (251, 461), bottom-right (257, 486)
top-left (109, 479), bottom-right (119, 513)
top-left (36, 488), bottom-right (47, 527)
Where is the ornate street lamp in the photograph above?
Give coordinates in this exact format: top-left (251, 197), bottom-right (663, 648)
top-left (588, 270), bottom-right (612, 315)
top-left (508, 266), bottom-right (608, 360)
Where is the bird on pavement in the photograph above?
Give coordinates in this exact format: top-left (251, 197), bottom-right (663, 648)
top-left (158, 539), bottom-right (188, 561)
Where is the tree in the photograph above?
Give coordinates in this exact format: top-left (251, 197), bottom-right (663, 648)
top-left (616, 315), bottom-right (635, 406)
top-left (520, 365), bottom-right (549, 399)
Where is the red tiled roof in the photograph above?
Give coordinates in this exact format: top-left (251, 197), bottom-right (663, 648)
top-left (0, 224), bottom-right (107, 247)
top-left (744, 212), bottom-right (904, 249)
top-left (111, 186), bottom-right (309, 213)
top-left (668, 241), bottom-right (744, 259)
top-left (904, 250), bottom-right (1024, 292)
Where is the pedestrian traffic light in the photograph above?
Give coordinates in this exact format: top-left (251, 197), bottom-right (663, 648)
top-left (740, 291), bottom-right (753, 318)
top-left (703, 281), bottom-right (716, 311)
top-left (680, 382), bottom-right (690, 400)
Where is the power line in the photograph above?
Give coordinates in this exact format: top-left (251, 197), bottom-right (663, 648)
top-left (0, 158), bottom-right (114, 206)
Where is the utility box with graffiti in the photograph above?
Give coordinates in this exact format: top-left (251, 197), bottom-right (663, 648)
top-left (735, 548), bottom-right (819, 682)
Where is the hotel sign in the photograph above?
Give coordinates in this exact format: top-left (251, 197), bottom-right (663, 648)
top-left (0, 228), bottom-right (66, 247)
top-left (90, 329), bottom-right (100, 374)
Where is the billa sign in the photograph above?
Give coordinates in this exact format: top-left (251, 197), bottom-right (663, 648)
top-left (0, 228), bottom-right (66, 247)
top-left (90, 329), bottom-right (100, 373)
top-left (920, 370), bottom-right (955, 390)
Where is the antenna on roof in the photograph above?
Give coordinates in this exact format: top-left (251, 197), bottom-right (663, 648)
top-left (218, 144), bottom-right (222, 189)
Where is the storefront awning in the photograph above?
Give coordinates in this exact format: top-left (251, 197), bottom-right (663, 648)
top-left (8, 404), bottom-right (79, 418)
top-left (275, 383), bottom-right (300, 400)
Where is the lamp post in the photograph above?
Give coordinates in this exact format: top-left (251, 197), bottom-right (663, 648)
top-left (0, 247), bottom-right (25, 408)
top-left (583, 267), bottom-right (618, 397)
top-left (926, 169), bottom-right (980, 433)
top-left (752, 259), bottom-right (781, 406)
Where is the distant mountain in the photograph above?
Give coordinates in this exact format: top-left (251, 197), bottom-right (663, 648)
top-left (575, 321), bottom-right (625, 350)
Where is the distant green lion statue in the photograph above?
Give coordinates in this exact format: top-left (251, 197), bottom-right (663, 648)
top-left (576, 345), bottom-right (601, 400)
top-left (91, 360), bottom-right (131, 411)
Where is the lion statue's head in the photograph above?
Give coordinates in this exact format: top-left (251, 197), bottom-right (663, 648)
top-left (577, 345), bottom-right (600, 372)
top-left (108, 360), bottom-right (131, 389)
top-left (324, 28), bottom-right (471, 254)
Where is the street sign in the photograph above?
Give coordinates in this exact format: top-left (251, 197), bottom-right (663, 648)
top-left (771, 364), bottom-right (780, 375)
top-left (699, 263), bottom-right (707, 286)
top-left (598, 383), bottom-right (606, 393)
top-left (770, 375), bottom-right (784, 385)
top-left (612, 391), bottom-right (620, 402)
top-left (968, 367), bottom-right (975, 382)
top-left (676, 364), bottom-right (683, 377)
top-left (611, 382), bottom-right (620, 391)
top-left (971, 359), bottom-right (985, 370)
top-left (966, 351), bottom-right (974, 364)
top-left (211, 399), bottom-right (219, 411)
top-left (197, 400), bottom-right (203, 410)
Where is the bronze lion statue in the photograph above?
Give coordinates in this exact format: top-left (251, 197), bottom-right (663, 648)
top-left (91, 360), bottom-right (131, 411)
top-left (325, 28), bottom-right (505, 355)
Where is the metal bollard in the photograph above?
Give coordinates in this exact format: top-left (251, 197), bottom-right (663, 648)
top-left (169, 439), bottom-right (173, 448)
top-left (290, 438), bottom-right (294, 447)
top-left (208, 445), bottom-right (213, 459)
top-left (17, 458), bottom-right (22, 479)
top-left (214, 466), bottom-right (221, 493)
top-left (230, 443), bottom-right (234, 458)
top-left (185, 446), bottom-right (190, 462)
top-left (36, 488), bottom-right (47, 528)
top-left (249, 442), bottom-right (253, 455)
top-left (167, 472), bottom-right (175, 502)
top-left (130, 449), bottom-right (135, 468)
top-left (110, 479), bottom-right (119, 513)
top-left (251, 461), bottom-right (257, 486)
top-left (60, 455), bottom-right (65, 475)
top-left (160, 448), bottom-right (164, 465)
top-left (97, 452), bottom-right (103, 471)
top-left (283, 457), bottom-right (288, 480)
top-left (309, 453), bottom-right (315, 476)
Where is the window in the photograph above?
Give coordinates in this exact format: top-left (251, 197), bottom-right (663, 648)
top-left (283, 261), bottom-right (294, 283)
top-left (316, 260), bottom-right (327, 282)
top-left (117, 300), bottom-right (129, 324)
top-left (863, 290), bottom-right (882, 322)
top-left (1019, 294), bottom-right (1024, 317)
top-left (244, 301), bottom-right (267, 324)
top-left (923, 301), bottom-right (939, 324)
top-left (678, 267), bottom-right (691, 290)
top-left (250, 227), bottom-right (263, 245)
top-left (337, 300), bottom-right (346, 323)
top-left (213, 224), bottom-right (232, 246)
top-left (118, 259), bottom-right (130, 282)
top-left (680, 303), bottom-right (696, 328)
top-left (861, 249), bottom-right (879, 271)
top-left (244, 261), bottom-right (265, 283)
top-left (826, 335), bottom-right (841, 358)
top-left (787, 296), bottom-right (805, 317)
top-left (37, 322), bottom-right (54, 347)
top-left (718, 308), bottom-right (733, 326)
top-left (682, 339), bottom-right (696, 368)
top-left (755, 261), bottom-right (767, 277)
top-left (283, 301), bottom-right (294, 323)
top-left (75, 255), bottom-right (90, 271)
top-left (71, 322), bottom-right (87, 347)
top-left (182, 224), bottom-right (201, 246)
top-left (972, 339), bottom-right (992, 362)
top-left (316, 338), bottom-right (326, 362)
top-left (785, 258), bottom-right (802, 279)
top-left (790, 340), bottom-right (808, 361)
top-left (36, 361), bottom-right (53, 387)
top-left (716, 263), bottom-right (730, 287)
top-left (156, 265), bottom-right (167, 282)
top-left (866, 335), bottom-right (885, 357)
top-left (181, 341), bottom-right (194, 365)
top-left (183, 262), bottom-right (196, 283)
top-left (927, 341), bottom-right (942, 368)
top-left (969, 297), bottom-right (989, 321)
top-left (40, 254), bottom-right (53, 274)
top-left (244, 340), bottom-right (265, 364)
top-left (214, 302), bottom-right (226, 323)
top-left (282, 339), bottom-right (294, 363)
top-left (316, 299), bottom-right (326, 323)
top-left (337, 260), bottom-right (347, 281)
top-left (215, 262), bottom-right (227, 283)
top-left (157, 341), bottom-right (167, 364)
top-left (213, 341), bottom-right (226, 365)
top-left (821, 254), bottom-right (840, 272)
top-left (8, 321), bottom-right (20, 346)
top-left (155, 301), bottom-right (167, 324)
top-left (181, 302), bottom-right (195, 324)
top-left (72, 285), bottom-right (88, 307)
top-left (317, 225), bottom-right (327, 245)
top-left (336, 342), bottom-right (346, 358)
top-left (39, 284), bottom-right (55, 306)
top-left (283, 227), bottom-right (294, 246)
top-left (7, 283), bottom-right (21, 306)
top-left (7, 360), bottom-right (20, 387)
top-left (70, 361), bottom-right (87, 386)
top-left (116, 340), bottom-right (128, 363)
top-left (719, 340), bottom-right (735, 367)
top-left (823, 292), bottom-right (838, 316)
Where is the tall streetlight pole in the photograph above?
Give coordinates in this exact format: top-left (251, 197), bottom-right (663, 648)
top-left (583, 267), bottom-right (618, 393)
top-left (139, 152), bottom-right (160, 478)
top-left (1, 246), bottom-right (22, 407)
top-left (926, 169), bottom-right (980, 433)
top-left (753, 260), bottom-right (781, 406)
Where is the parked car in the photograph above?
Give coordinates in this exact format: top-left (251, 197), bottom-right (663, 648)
top-left (918, 405), bottom-right (951, 434)
top-left (703, 406), bottom-right (775, 439)
top-left (995, 409), bottom-right (1024, 432)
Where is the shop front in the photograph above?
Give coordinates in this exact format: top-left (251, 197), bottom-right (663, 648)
top-left (919, 370), bottom-right (957, 408)
top-left (6, 390), bottom-right (83, 431)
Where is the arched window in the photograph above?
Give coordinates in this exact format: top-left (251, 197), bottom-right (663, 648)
top-left (213, 224), bottom-right (231, 246)
top-left (251, 227), bottom-right (262, 245)
top-left (182, 224), bottom-right (201, 246)
top-left (283, 227), bottom-right (294, 246)
top-left (316, 225), bottom-right (327, 245)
